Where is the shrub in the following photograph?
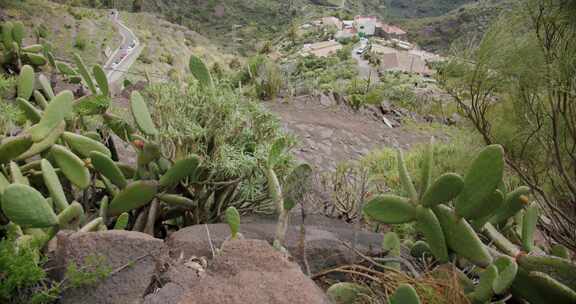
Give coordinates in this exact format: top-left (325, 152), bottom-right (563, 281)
top-left (74, 33), bottom-right (88, 50)
top-left (144, 80), bottom-right (293, 212)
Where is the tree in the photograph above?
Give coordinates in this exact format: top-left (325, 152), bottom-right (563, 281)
top-left (437, 0), bottom-right (576, 250)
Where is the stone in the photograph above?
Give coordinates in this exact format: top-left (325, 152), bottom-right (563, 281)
top-left (151, 239), bottom-right (331, 304)
top-left (55, 230), bottom-right (164, 304)
top-left (166, 219), bottom-right (383, 274)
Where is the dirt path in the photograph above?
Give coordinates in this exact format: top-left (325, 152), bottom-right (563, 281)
top-left (266, 96), bottom-right (434, 171)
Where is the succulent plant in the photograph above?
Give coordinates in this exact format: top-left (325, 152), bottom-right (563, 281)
top-left (225, 206), bottom-right (240, 239)
top-left (1, 21), bottom-right (48, 72)
top-left (189, 54), bottom-right (212, 88)
top-left (389, 284), bottom-right (421, 304)
top-left (326, 282), bottom-right (370, 304)
top-left (362, 140), bottom-right (576, 304)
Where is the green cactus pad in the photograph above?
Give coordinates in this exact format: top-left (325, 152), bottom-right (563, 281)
top-left (1, 184), bottom-right (58, 228)
top-left (92, 65), bottom-right (109, 96)
top-left (2, 21), bottom-right (14, 49)
top-left (137, 142), bottom-right (161, 166)
top-left (225, 206), bottom-right (241, 239)
top-left (157, 194), bottom-right (195, 208)
top-left (363, 195), bottom-right (418, 224)
top-left (389, 284), bottom-right (421, 304)
top-left (189, 55), bottom-right (213, 88)
top-left (90, 151), bottom-right (127, 189)
top-left (550, 244), bottom-right (570, 259)
top-left (130, 91), bottom-right (158, 136)
top-left (159, 155), bottom-right (200, 188)
top-left (23, 53), bottom-right (47, 66)
top-left (416, 206), bottom-right (449, 263)
top-left (326, 282), bottom-right (370, 304)
top-left (29, 90), bottom-right (73, 142)
top-left (21, 44), bottom-right (43, 53)
top-left (18, 65), bottom-right (35, 100)
top-left (63, 131), bottom-right (111, 158)
top-left (73, 53), bottom-right (97, 94)
top-left (37, 74), bottom-right (55, 100)
top-left (433, 205), bottom-right (493, 267)
top-left (0, 172), bottom-right (9, 194)
top-left (516, 254), bottom-right (576, 290)
top-left (490, 186), bottom-right (531, 225)
top-left (421, 173), bottom-right (464, 207)
top-left (455, 145), bottom-right (504, 219)
top-left (41, 159), bottom-right (69, 212)
top-left (512, 268), bottom-right (576, 304)
top-left (382, 231), bottom-right (401, 269)
top-left (57, 201), bottom-right (84, 228)
top-left (116, 162), bottom-right (136, 179)
top-left (10, 161), bottom-right (29, 185)
top-left (103, 113), bottom-right (136, 142)
top-left (11, 21), bottom-right (25, 45)
top-left (56, 61), bottom-right (77, 76)
top-left (469, 264), bottom-right (497, 303)
top-left (521, 203), bottom-right (539, 252)
top-left (50, 144), bottom-right (91, 189)
top-left (410, 240), bottom-right (432, 258)
top-left (0, 134), bottom-right (33, 164)
top-left (17, 97), bottom-right (42, 123)
top-left (419, 137), bottom-right (434, 197)
top-left (99, 195), bottom-right (109, 222)
top-left (492, 256), bottom-right (518, 294)
top-left (17, 121), bottom-right (65, 160)
top-left (473, 189), bottom-right (505, 221)
top-left (33, 90), bottom-right (49, 109)
top-left (108, 180), bottom-right (159, 216)
top-left (114, 212), bottom-right (130, 230)
top-left (397, 149), bottom-right (418, 201)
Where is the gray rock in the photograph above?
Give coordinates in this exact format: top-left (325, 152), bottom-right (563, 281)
top-left (55, 230), bottom-right (164, 304)
top-left (166, 221), bottom-right (383, 274)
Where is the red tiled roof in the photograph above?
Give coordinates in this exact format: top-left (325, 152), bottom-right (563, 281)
top-left (376, 23), bottom-right (407, 35)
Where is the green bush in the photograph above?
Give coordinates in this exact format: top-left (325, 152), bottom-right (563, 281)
top-left (144, 80), bottom-right (293, 210)
top-left (74, 33), bottom-right (88, 50)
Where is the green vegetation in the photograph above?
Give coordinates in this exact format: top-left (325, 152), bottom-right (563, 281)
top-left (437, 0), bottom-right (576, 251)
top-left (399, 0), bottom-right (510, 53)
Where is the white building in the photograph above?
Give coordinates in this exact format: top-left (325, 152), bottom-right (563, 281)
top-left (353, 16), bottom-right (377, 36)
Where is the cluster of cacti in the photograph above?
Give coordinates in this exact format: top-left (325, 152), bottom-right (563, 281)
top-left (1, 51), bottom-right (257, 250)
top-left (1, 21), bottom-right (48, 73)
top-left (264, 137), bottom-right (312, 247)
top-left (362, 140), bottom-right (576, 304)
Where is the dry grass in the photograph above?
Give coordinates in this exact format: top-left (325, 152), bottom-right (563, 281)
top-left (313, 250), bottom-right (470, 304)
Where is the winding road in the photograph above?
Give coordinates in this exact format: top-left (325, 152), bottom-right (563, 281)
top-left (104, 10), bottom-right (140, 85)
top-left (352, 42), bottom-right (379, 83)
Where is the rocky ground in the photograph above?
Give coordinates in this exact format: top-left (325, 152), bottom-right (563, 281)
top-left (266, 93), bottom-right (444, 172)
top-left (51, 215), bottom-right (391, 304)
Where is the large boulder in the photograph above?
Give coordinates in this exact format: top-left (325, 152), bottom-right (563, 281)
top-left (145, 239), bottom-right (331, 304)
top-left (54, 230), bottom-right (164, 304)
top-left (166, 218), bottom-right (383, 274)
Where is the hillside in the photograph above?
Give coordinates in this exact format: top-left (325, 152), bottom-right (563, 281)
top-left (0, 0), bottom-right (120, 66)
top-left (0, 0), bottom-right (234, 80)
top-left (50, 0), bottom-right (478, 54)
top-left (398, 0), bottom-right (510, 53)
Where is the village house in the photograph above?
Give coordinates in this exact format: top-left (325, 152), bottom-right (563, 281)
top-left (354, 16), bottom-right (378, 36)
top-left (376, 23), bottom-right (407, 40)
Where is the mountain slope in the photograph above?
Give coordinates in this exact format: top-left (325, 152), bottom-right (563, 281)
top-left (398, 0), bottom-right (511, 53)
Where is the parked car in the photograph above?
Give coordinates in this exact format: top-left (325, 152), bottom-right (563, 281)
top-left (356, 47), bottom-right (367, 55)
top-left (128, 41), bottom-right (137, 50)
